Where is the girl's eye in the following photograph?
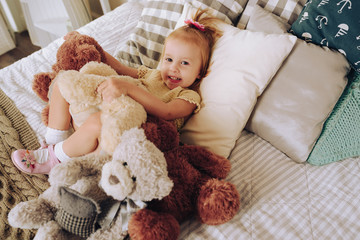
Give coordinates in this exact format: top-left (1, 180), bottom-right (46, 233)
top-left (165, 58), bottom-right (172, 62)
top-left (181, 61), bottom-right (189, 65)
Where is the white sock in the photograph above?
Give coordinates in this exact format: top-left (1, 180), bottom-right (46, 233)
top-left (33, 148), bottom-right (50, 164)
top-left (54, 141), bottom-right (71, 162)
top-left (45, 127), bottom-right (71, 145)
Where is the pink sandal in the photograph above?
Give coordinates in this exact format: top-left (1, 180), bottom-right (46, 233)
top-left (11, 145), bottom-right (60, 175)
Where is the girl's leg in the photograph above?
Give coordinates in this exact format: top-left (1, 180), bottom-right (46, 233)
top-left (45, 81), bottom-right (72, 145)
top-left (48, 80), bottom-right (72, 130)
top-left (61, 112), bottom-right (102, 158)
top-left (11, 112), bottom-right (102, 175)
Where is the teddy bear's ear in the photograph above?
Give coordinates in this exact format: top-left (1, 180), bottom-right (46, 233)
top-left (75, 44), bottom-right (103, 69)
top-left (32, 72), bottom-right (55, 102)
top-left (55, 187), bottom-right (100, 238)
top-left (64, 31), bottom-right (80, 40)
top-left (41, 105), bottom-right (50, 126)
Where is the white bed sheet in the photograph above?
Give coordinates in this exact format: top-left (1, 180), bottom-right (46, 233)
top-left (1, 2), bottom-right (360, 240)
top-left (0, 1), bottom-right (143, 142)
top-left (180, 130), bottom-right (360, 239)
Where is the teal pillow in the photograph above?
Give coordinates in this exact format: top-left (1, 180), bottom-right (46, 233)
top-left (307, 71), bottom-right (360, 165)
top-left (290, 0), bottom-right (360, 72)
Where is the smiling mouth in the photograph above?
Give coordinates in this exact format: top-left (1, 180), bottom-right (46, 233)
top-left (168, 76), bottom-right (181, 83)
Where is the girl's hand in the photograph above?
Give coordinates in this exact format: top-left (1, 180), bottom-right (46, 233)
top-left (97, 77), bottom-right (130, 102)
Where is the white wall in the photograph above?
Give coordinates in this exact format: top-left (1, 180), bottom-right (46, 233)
top-left (89, 0), bottom-right (126, 16)
top-left (0, 0), bottom-right (26, 32)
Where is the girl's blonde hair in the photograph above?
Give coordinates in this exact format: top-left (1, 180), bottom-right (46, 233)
top-left (164, 9), bottom-right (223, 91)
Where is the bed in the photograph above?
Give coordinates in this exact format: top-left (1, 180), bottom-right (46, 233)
top-left (1, 0), bottom-right (360, 239)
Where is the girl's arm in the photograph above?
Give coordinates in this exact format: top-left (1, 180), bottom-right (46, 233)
top-left (127, 84), bottom-right (196, 120)
top-left (97, 78), bottom-right (196, 120)
top-left (104, 51), bottom-right (138, 78)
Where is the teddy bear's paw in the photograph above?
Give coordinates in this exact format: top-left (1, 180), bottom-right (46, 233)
top-left (76, 44), bottom-right (103, 68)
top-left (88, 228), bottom-right (128, 240)
top-left (56, 70), bottom-right (103, 106)
top-left (8, 199), bottom-right (54, 229)
top-left (100, 161), bottom-right (134, 201)
top-left (71, 176), bottom-right (108, 202)
top-left (128, 209), bottom-right (179, 240)
top-left (34, 220), bottom-right (76, 240)
top-left (48, 159), bottom-right (83, 186)
top-left (197, 179), bottom-right (240, 225)
top-left (88, 212), bottom-right (128, 240)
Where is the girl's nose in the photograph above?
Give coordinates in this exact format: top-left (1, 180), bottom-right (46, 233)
top-left (170, 63), bottom-right (179, 73)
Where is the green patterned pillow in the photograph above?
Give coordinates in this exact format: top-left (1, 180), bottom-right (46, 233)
top-left (290, 0), bottom-right (360, 72)
top-left (307, 71), bottom-right (360, 165)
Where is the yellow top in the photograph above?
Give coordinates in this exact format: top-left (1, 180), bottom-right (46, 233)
top-left (138, 65), bottom-right (201, 129)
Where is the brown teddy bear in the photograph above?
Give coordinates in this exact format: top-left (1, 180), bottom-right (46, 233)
top-left (124, 115), bottom-right (241, 240)
top-left (32, 31), bottom-right (107, 125)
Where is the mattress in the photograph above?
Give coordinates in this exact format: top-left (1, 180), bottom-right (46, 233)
top-left (1, 2), bottom-right (360, 240)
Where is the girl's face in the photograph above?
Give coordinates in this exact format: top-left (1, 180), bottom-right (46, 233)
top-left (160, 38), bottom-right (202, 90)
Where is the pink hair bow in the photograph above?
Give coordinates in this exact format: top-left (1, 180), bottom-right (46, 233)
top-left (184, 19), bottom-right (205, 31)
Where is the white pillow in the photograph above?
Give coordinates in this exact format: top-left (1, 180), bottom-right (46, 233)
top-left (179, 3), bottom-right (297, 158)
top-left (245, 5), bottom-right (350, 162)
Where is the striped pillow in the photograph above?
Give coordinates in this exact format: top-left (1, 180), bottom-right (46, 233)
top-left (115, 0), bottom-right (248, 69)
top-left (237, 0), bottom-right (307, 29)
top-left (192, 0), bottom-right (247, 25)
top-left (116, 0), bottom-right (185, 69)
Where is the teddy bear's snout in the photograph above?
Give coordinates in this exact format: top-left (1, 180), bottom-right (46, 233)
top-left (109, 175), bottom-right (120, 185)
top-left (100, 161), bottom-right (135, 201)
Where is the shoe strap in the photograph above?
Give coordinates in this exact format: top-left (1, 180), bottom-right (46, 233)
top-left (48, 145), bottom-right (60, 164)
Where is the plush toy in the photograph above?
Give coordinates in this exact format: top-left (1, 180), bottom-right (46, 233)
top-left (122, 116), bottom-right (241, 240)
top-left (24, 31), bottom-right (240, 239)
top-left (8, 113), bottom-right (240, 240)
top-left (8, 126), bottom-right (173, 240)
top-left (56, 61), bottom-right (147, 154)
top-left (32, 31), bottom-right (107, 125)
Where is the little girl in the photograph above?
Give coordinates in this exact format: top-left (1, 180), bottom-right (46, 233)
top-left (12, 9), bottom-right (222, 175)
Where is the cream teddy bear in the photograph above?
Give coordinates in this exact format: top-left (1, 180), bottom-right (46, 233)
top-left (8, 127), bottom-right (173, 239)
top-left (56, 61), bottom-right (147, 154)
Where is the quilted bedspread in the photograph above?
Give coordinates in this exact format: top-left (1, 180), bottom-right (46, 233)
top-left (1, 2), bottom-right (360, 240)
